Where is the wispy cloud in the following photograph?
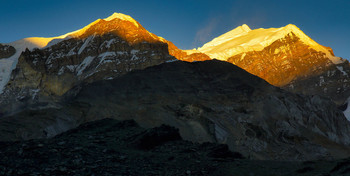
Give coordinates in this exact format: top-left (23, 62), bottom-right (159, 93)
top-left (192, 18), bottom-right (219, 49)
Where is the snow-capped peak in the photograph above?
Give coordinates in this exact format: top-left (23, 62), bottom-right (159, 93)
top-left (104, 12), bottom-right (139, 27)
top-left (0, 12), bottom-right (143, 93)
top-left (199, 24), bottom-right (251, 50)
top-left (188, 24), bottom-right (342, 64)
top-left (240, 24), bottom-right (252, 32)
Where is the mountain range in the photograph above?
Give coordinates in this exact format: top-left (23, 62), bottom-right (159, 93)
top-left (1, 12), bottom-right (350, 165)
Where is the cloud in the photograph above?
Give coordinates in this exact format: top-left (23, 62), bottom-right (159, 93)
top-left (192, 18), bottom-right (219, 48)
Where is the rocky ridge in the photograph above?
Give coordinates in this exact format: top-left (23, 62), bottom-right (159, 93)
top-left (0, 13), bottom-right (210, 116)
top-left (1, 60), bottom-right (350, 161)
top-left (187, 24), bottom-right (350, 105)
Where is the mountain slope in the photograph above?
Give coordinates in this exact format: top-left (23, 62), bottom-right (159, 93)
top-left (1, 60), bottom-right (350, 160)
top-left (187, 24), bottom-right (345, 87)
top-left (2, 118), bottom-right (350, 175)
top-left (0, 118), bottom-right (242, 176)
top-left (186, 24), bottom-right (350, 106)
top-left (0, 13), bottom-right (210, 116)
top-left (0, 13), bottom-right (209, 92)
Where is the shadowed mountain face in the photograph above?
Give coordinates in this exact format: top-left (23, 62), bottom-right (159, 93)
top-left (1, 60), bottom-right (350, 161)
top-left (284, 61), bottom-right (350, 105)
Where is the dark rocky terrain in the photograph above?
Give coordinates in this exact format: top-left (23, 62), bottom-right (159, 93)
top-left (1, 118), bottom-right (350, 176)
top-left (0, 44), bottom-right (15, 59)
top-left (1, 60), bottom-right (350, 161)
top-left (284, 60), bottom-right (350, 105)
top-left (0, 118), bottom-right (242, 176)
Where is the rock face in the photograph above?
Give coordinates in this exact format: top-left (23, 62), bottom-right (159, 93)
top-left (187, 24), bottom-right (350, 105)
top-left (227, 32), bottom-right (350, 105)
top-left (0, 118), bottom-right (242, 176)
top-left (227, 33), bottom-right (334, 86)
top-left (0, 13), bottom-right (210, 116)
top-left (1, 118), bottom-right (350, 176)
top-left (1, 60), bottom-right (350, 161)
top-left (0, 33), bottom-right (174, 116)
top-left (0, 44), bottom-right (15, 59)
top-left (284, 61), bottom-right (350, 105)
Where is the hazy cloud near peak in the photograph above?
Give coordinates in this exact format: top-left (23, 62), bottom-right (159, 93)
top-left (192, 18), bottom-right (219, 49)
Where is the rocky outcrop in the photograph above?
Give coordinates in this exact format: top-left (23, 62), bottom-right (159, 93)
top-left (0, 118), bottom-right (241, 176)
top-left (1, 118), bottom-right (350, 175)
top-left (227, 33), bottom-right (335, 87)
top-left (0, 14), bottom-right (211, 116)
top-left (0, 33), bottom-right (174, 116)
top-left (224, 32), bottom-right (350, 105)
top-left (186, 24), bottom-right (350, 105)
top-left (1, 60), bottom-right (350, 161)
top-left (68, 16), bottom-right (211, 63)
top-left (284, 61), bottom-right (350, 105)
top-left (0, 44), bottom-right (15, 59)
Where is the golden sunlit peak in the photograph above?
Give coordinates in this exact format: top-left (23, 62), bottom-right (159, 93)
top-left (240, 24), bottom-right (251, 32)
top-left (104, 12), bottom-right (139, 27)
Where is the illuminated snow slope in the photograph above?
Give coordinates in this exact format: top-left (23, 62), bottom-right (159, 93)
top-left (0, 13), bottom-right (139, 93)
top-left (188, 24), bottom-right (342, 64)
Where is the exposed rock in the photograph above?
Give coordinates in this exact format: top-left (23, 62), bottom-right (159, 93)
top-left (0, 118), bottom-right (241, 176)
top-left (0, 33), bottom-right (174, 116)
top-left (227, 33), bottom-right (333, 87)
top-left (130, 124), bottom-right (182, 150)
top-left (1, 60), bottom-right (350, 161)
top-left (285, 61), bottom-right (350, 105)
top-left (0, 44), bottom-right (15, 59)
top-left (0, 118), bottom-right (349, 176)
top-left (0, 13), bottom-right (210, 116)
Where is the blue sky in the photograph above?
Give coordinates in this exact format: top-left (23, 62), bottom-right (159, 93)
top-left (0, 0), bottom-right (349, 59)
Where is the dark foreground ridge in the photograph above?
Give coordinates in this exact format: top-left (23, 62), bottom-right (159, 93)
top-left (1, 118), bottom-right (350, 176)
top-left (1, 60), bottom-right (350, 161)
top-left (0, 118), bottom-right (242, 176)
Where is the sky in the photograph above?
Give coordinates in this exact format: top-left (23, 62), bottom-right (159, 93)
top-left (0, 0), bottom-right (349, 59)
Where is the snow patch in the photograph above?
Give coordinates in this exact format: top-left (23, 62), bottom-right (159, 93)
top-left (97, 52), bottom-right (117, 67)
top-left (105, 39), bottom-right (116, 48)
top-left (336, 66), bottom-right (348, 76)
top-left (131, 49), bottom-right (139, 54)
top-left (76, 56), bottom-right (95, 76)
top-left (66, 65), bottom-right (77, 72)
top-left (78, 35), bottom-right (94, 54)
